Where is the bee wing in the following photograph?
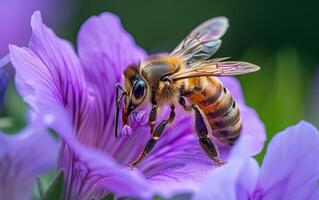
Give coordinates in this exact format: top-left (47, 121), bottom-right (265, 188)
top-left (171, 17), bottom-right (229, 65)
top-left (171, 61), bottom-right (260, 81)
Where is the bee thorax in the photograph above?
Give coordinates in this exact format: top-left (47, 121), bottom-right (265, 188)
top-left (156, 83), bottom-right (179, 105)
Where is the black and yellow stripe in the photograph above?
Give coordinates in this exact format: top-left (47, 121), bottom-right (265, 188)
top-left (185, 77), bottom-right (241, 145)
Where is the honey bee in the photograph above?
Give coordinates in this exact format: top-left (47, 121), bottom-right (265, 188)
top-left (115, 17), bottom-right (260, 167)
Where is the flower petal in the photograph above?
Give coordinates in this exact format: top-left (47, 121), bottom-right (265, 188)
top-left (76, 12), bottom-right (147, 153)
top-left (219, 77), bottom-right (245, 105)
top-left (138, 109), bottom-right (212, 198)
top-left (239, 106), bottom-right (266, 155)
top-left (78, 12), bottom-right (146, 86)
top-left (43, 108), bottom-right (153, 200)
top-left (138, 108), bottom-right (261, 199)
top-left (29, 11), bottom-right (85, 89)
top-left (9, 11), bottom-right (86, 119)
top-left (193, 158), bottom-right (259, 200)
top-left (0, 125), bottom-right (59, 200)
top-left (193, 135), bottom-right (260, 200)
top-left (258, 121), bottom-right (319, 200)
top-left (9, 45), bottom-right (59, 111)
top-left (9, 11), bottom-right (101, 147)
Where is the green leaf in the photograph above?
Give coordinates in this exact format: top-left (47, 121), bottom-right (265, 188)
top-left (36, 176), bottom-right (45, 200)
top-left (45, 170), bottom-right (65, 200)
top-left (153, 193), bottom-right (192, 200)
top-left (101, 193), bottom-right (115, 200)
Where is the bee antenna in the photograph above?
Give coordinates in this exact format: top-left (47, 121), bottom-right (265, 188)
top-left (115, 83), bottom-right (126, 138)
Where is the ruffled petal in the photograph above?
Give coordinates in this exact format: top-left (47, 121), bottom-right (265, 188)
top-left (77, 12), bottom-right (146, 122)
top-left (78, 12), bottom-right (146, 86)
top-left (239, 106), bottom-right (266, 156)
top-left (0, 125), bottom-right (59, 200)
top-left (219, 77), bottom-right (245, 105)
top-left (193, 158), bottom-right (259, 200)
top-left (257, 121), bottom-right (319, 200)
top-left (9, 45), bottom-right (60, 111)
top-left (29, 11), bottom-right (85, 89)
top-left (137, 108), bottom-right (211, 198)
top-left (92, 105), bottom-right (212, 198)
top-left (9, 11), bottom-right (89, 125)
top-left (193, 135), bottom-right (260, 200)
top-left (42, 108), bottom-right (153, 200)
top-left (76, 12), bottom-right (147, 153)
top-left (9, 11), bottom-right (99, 145)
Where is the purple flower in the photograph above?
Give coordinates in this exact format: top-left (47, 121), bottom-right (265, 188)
top-left (0, 70), bottom-right (9, 109)
top-left (0, 124), bottom-right (59, 200)
top-left (9, 11), bottom-right (265, 199)
top-left (193, 121), bottom-right (319, 200)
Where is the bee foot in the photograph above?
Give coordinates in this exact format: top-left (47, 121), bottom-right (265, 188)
top-left (129, 163), bottom-right (138, 170)
top-left (129, 165), bottom-right (135, 170)
top-left (213, 158), bottom-right (227, 166)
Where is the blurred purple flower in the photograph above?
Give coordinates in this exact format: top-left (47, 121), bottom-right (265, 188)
top-left (193, 121), bottom-right (319, 200)
top-left (9, 11), bottom-right (265, 199)
top-left (0, 70), bottom-right (9, 109)
top-left (0, 0), bottom-right (71, 56)
top-left (0, 125), bottom-right (59, 200)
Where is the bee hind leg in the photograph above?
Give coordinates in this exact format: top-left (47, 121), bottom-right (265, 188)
top-left (130, 105), bottom-right (175, 168)
top-left (179, 97), bottom-right (225, 166)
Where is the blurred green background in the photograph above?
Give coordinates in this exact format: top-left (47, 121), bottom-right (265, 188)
top-left (1, 0), bottom-right (319, 159)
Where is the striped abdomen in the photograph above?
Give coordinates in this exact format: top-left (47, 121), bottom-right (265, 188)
top-left (185, 77), bottom-right (241, 145)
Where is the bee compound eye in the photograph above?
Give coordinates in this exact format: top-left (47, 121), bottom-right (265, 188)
top-left (133, 80), bottom-right (145, 99)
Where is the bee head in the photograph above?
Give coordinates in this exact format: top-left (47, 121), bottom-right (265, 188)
top-left (122, 65), bottom-right (147, 123)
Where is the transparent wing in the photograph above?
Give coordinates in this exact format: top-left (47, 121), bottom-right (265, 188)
top-left (171, 17), bottom-right (229, 65)
top-left (171, 61), bottom-right (260, 81)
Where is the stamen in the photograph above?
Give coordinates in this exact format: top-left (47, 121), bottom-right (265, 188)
top-left (121, 125), bottom-right (133, 138)
top-left (136, 111), bottom-right (148, 126)
top-left (130, 110), bottom-right (148, 129)
top-left (119, 110), bottom-right (148, 138)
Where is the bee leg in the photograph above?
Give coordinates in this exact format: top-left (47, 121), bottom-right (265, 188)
top-left (130, 105), bottom-right (175, 168)
top-left (130, 138), bottom-right (157, 168)
top-left (115, 83), bottom-right (126, 138)
top-left (148, 103), bottom-right (158, 135)
top-left (178, 96), bottom-right (193, 111)
top-left (179, 97), bottom-right (225, 166)
top-left (194, 106), bottom-right (225, 166)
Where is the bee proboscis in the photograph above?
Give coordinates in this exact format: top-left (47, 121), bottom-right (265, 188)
top-left (115, 17), bottom-right (260, 167)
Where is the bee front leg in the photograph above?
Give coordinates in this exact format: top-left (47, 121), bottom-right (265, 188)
top-left (115, 83), bottom-right (126, 138)
top-left (130, 105), bottom-right (175, 168)
top-left (148, 103), bottom-right (158, 135)
top-left (179, 97), bottom-right (225, 166)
